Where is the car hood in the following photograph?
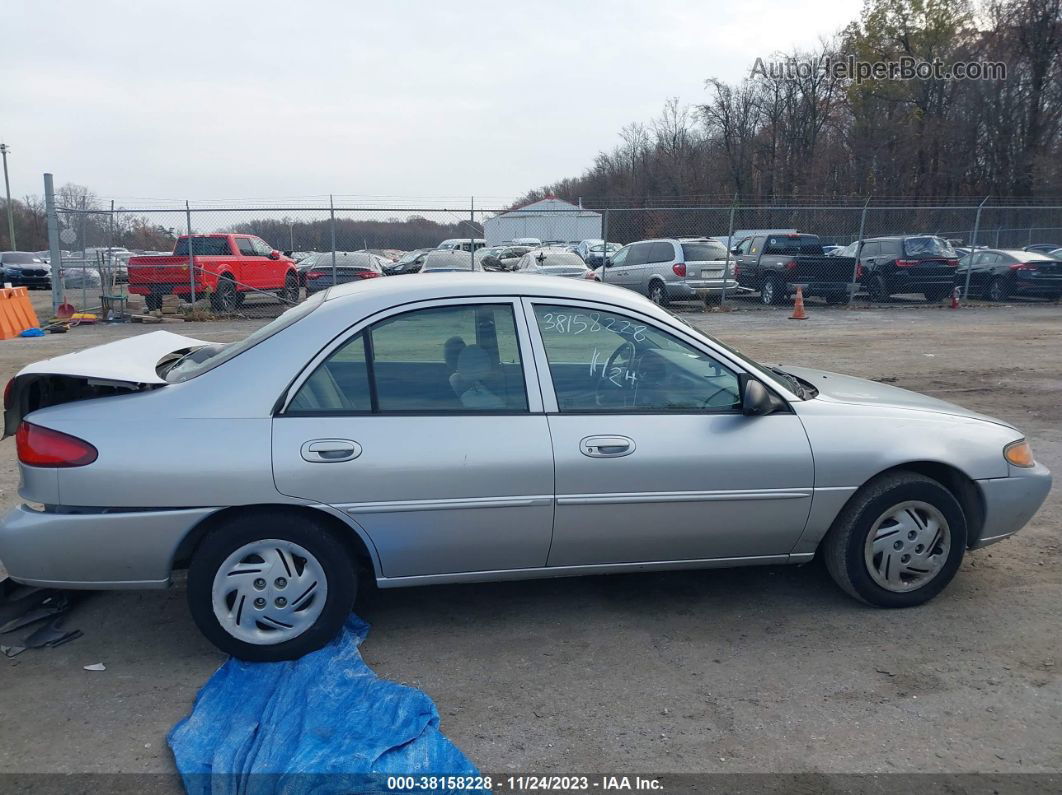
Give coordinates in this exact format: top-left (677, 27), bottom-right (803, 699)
top-left (780, 365), bottom-right (1014, 428)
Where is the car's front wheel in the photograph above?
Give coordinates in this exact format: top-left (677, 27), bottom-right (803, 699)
top-left (187, 513), bottom-right (356, 660)
top-left (823, 471), bottom-right (966, 607)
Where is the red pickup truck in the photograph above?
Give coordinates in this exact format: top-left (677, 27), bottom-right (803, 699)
top-left (127, 234), bottom-right (299, 311)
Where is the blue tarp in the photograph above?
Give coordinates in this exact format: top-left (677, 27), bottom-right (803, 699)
top-left (168, 615), bottom-right (481, 794)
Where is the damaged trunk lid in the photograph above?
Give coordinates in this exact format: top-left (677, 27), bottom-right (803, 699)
top-left (3, 330), bottom-right (209, 437)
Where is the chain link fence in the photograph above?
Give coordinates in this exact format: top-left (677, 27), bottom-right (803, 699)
top-left (40, 192), bottom-right (1062, 321)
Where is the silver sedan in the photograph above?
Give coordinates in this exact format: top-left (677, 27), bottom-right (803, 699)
top-left (0, 275), bottom-right (1051, 660)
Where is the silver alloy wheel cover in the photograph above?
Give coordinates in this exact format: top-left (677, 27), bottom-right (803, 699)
top-left (762, 280), bottom-right (774, 303)
top-left (211, 538), bottom-right (328, 645)
top-left (864, 500), bottom-right (951, 592)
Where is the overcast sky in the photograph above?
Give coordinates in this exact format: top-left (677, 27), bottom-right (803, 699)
top-left (3, 0), bottom-right (858, 204)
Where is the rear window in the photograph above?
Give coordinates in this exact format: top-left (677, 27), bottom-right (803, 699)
top-left (763, 236), bottom-right (824, 256)
top-left (174, 237), bottom-right (232, 256)
top-left (681, 242), bottom-right (728, 261)
top-left (904, 237), bottom-right (955, 257)
top-left (163, 292), bottom-right (325, 383)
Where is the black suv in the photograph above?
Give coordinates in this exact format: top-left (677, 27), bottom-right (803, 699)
top-left (857, 236), bottom-right (959, 302)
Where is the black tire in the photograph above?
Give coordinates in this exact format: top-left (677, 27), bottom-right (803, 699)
top-left (984, 276), bottom-right (1009, 302)
top-left (145, 295), bottom-right (163, 311)
top-left (187, 513), bottom-right (357, 661)
top-left (210, 275), bottom-right (238, 312)
top-left (279, 271), bottom-right (300, 304)
top-left (647, 280), bottom-right (669, 307)
top-left (866, 273), bottom-right (889, 302)
top-left (923, 286), bottom-right (951, 302)
top-left (761, 274), bottom-right (786, 305)
top-left (822, 471), bottom-right (967, 608)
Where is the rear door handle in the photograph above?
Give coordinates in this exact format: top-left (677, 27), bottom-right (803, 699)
top-left (301, 439), bottom-right (362, 463)
top-left (580, 435), bottom-right (636, 458)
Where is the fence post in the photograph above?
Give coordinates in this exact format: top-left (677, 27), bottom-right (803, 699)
top-left (848, 196), bottom-right (871, 305)
top-left (185, 201), bottom-right (196, 304)
top-left (964, 196), bottom-right (988, 299)
top-left (329, 194), bottom-right (337, 285)
top-left (600, 209), bottom-right (609, 284)
top-left (470, 196), bottom-right (475, 269)
top-left (720, 194), bottom-right (737, 308)
top-left (44, 173), bottom-right (64, 314)
top-left (107, 199), bottom-right (115, 295)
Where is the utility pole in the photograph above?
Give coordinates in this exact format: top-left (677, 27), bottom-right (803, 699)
top-left (1, 144), bottom-right (14, 250)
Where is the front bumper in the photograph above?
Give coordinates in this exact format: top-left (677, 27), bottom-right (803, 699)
top-left (0, 504), bottom-right (217, 589)
top-left (973, 461), bottom-right (1052, 548)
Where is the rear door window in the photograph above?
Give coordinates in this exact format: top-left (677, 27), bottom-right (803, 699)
top-left (624, 243), bottom-right (652, 267)
top-left (236, 238), bottom-right (256, 256)
top-left (682, 242), bottom-right (728, 261)
top-left (647, 242), bottom-right (675, 264)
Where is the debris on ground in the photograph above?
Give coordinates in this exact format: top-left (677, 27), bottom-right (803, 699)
top-left (168, 615), bottom-right (479, 787)
top-left (84, 662), bottom-right (106, 671)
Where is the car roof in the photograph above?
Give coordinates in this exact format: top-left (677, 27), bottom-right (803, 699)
top-left (323, 271), bottom-right (651, 310)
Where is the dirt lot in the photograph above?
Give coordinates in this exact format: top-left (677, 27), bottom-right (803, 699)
top-left (0, 297), bottom-right (1059, 779)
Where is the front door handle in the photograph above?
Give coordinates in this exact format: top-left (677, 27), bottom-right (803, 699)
top-left (301, 439), bottom-right (362, 463)
top-left (580, 435), bottom-right (636, 458)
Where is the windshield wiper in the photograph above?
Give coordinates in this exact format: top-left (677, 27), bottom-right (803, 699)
top-left (769, 366), bottom-right (807, 398)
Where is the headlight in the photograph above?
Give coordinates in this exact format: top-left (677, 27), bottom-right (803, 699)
top-left (1004, 439), bottom-right (1035, 468)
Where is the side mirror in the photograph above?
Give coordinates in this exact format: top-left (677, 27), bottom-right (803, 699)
top-left (741, 378), bottom-right (774, 416)
top-left (603, 258), bottom-right (613, 267)
top-left (731, 248), bottom-right (741, 255)
top-left (269, 250), bottom-right (281, 260)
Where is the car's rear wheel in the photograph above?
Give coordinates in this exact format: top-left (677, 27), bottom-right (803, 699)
top-left (211, 275), bottom-right (238, 312)
top-left (923, 286), bottom-right (951, 302)
top-left (647, 280), bottom-right (668, 306)
top-left (822, 471), bottom-right (966, 608)
top-left (187, 513), bottom-right (356, 660)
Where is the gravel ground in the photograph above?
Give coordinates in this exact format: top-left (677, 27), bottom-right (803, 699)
top-left (0, 296), bottom-right (1059, 779)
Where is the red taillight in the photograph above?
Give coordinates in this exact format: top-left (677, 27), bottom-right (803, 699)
top-left (784, 259), bottom-right (798, 271)
top-left (1010, 262), bottom-right (1036, 271)
top-left (306, 270), bottom-right (324, 279)
top-left (896, 259), bottom-right (918, 267)
top-left (856, 263), bottom-right (864, 280)
top-left (357, 271), bottom-right (381, 279)
top-left (946, 258), bottom-right (959, 267)
top-left (16, 422), bottom-right (98, 468)
top-left (672, 262), bottom-right (686, 277)
top-left (731, 262), bottom-right (740, 279)
top-left (583, 270), bottom-right (598, 280)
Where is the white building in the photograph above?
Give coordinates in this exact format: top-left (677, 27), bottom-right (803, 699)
top-left (484, 198), bottom-right (602, 245)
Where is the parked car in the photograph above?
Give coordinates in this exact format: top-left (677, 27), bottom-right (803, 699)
top-left (856, 236), bottom-right (959, 302)
top-left (437, 238), bottom-right (486, 252)
top-left (822, 245), bottom-right (843, 256)
top-left (420, 250), bottom-right (483, 272)
top-left (384, 248), bottom-right (433, 276)
top-left (1022, 244), bottom-right (1061, 256)
top-left (1, 252), bottom-right (51, 289)
top-left (128, 234), bottom-right (300, 311)
top-left (956, 249), bottom-right (1062, 301)
top-left (599, 238), bottom-right (740, 306)
top-left (1050, 248), bottom-right (1062, 260)
top-left (574, 239), bottom-right (621, 268)
top-left (477, 245), bottom-right (534, 272)
top-left (303, 252), bottom-right (385, 295)
top-left (514, 248), bottom-right (598, 280)
top-left (63, 266), bottom-right (102, 291)
top-left (0, 274), bottom-right (1049, 660)
top-left (732, 233), bottom-right (857, 305)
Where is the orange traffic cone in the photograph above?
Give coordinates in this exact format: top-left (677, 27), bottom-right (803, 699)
top-left (950, 287), bottom-right (960, 309)
top-left (789, 285), bottom-right (808, 320)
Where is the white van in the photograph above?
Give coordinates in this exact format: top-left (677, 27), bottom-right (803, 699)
top-left (437, 238), bottom-right (486, 252)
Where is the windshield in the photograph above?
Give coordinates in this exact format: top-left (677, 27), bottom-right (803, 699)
top-left (163, 292), bottom-right (325, 382)
top-left (904, 236), bottom-right (955, 257)
top-left (174, 237), bottom-right (232, 256)
top-left (2, 253), bottom-right (44, 264)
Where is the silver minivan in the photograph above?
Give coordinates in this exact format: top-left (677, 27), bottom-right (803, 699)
top-left (599, 238), bottom-right (738, 305)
